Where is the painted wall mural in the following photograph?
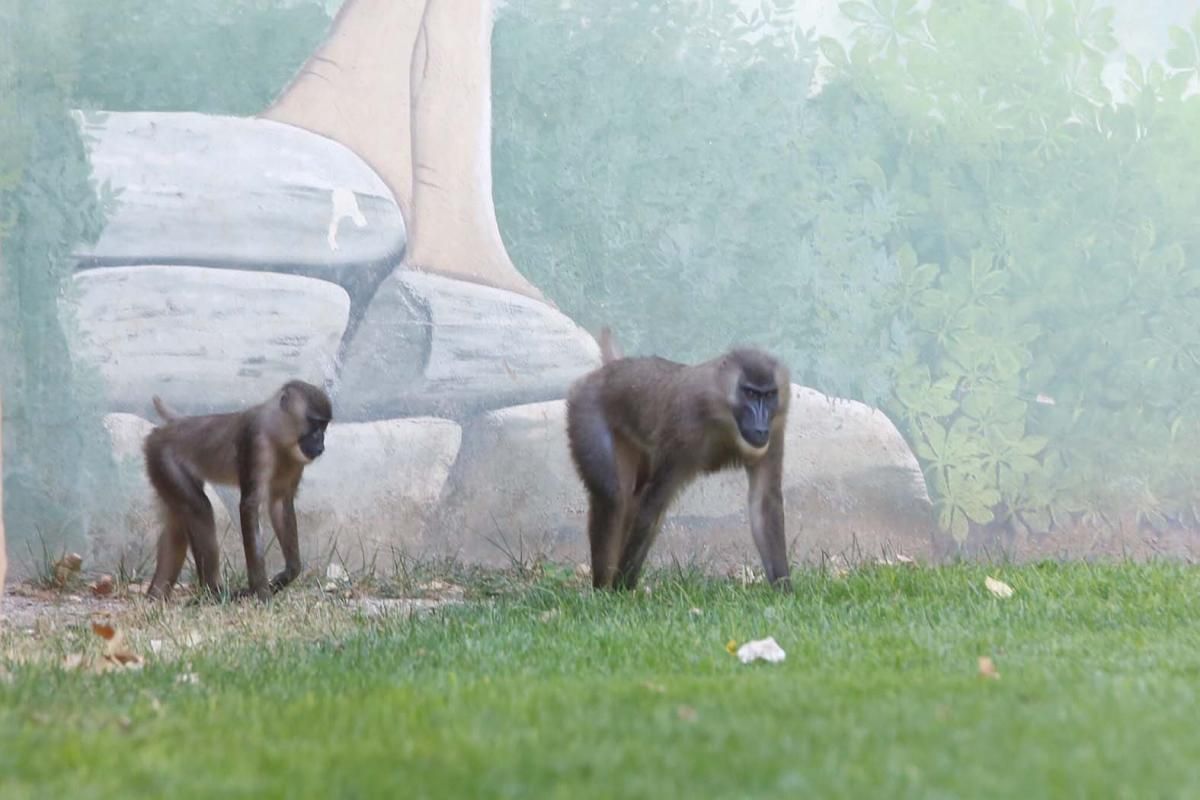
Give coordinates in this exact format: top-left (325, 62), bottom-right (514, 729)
top-left (5, 0), bottom-right (1196, 590)
top-left (1, 0), bottom-right (932, 584)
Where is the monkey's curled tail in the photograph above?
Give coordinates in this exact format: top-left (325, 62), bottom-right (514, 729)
top-left (598, 326), bottom-right (623, 364)
top-left (152, 395), bottom-right (180, 423)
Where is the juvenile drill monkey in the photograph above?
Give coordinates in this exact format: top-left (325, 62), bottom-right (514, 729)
top-left (143, 380), bottom-right (332, 601)
top-left (567, 328), bottom-right (792, 591)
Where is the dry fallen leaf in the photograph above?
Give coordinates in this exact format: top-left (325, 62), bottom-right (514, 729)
top-left (90, 575), bottom-right (115, 597)
top-left (61, 652), bottom-right (85, 671)
top-left (641, 681), bottom-right (666, 694)
top-left (538, 608), bottom-right (559, 623)
top-left (734, 565), bottom-right (763, 587)
top-left (92, 621), bottom-right (117, 641)
top-left (985, 576), bottom-right (1014, 599)
top-left (52, 553), bottom-right (84, 587)
top-left (689, 607), bottom-right (703, 617)
top-left (419, 580), bottom-right (465, 600)
top-left (826, 555), bottom-right (851, 580)
top-left (175, 672), bottom-right (201, 686)
top-left (725, 639), bottom-right (739, 655)
top-left (978, 656), bottom-right (1000, 680)
top-left (149, 640), bottom-right (163, 656)
top-left (676, 705), bottom-right (698, 723)
top-left (896, 553), bottom-right (916, 565)
top-left (89, 618), bottom-right (144, 670)
top-left (574, 563), bottom-right (592, 579)
top-left (103, 637), bottom-right (143, 667)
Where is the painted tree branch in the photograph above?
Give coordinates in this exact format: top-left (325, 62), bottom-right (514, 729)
top-left (262, 0), bottom-right (541, 300)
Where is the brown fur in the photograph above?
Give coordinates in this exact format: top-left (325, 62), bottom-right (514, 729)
top-left (567, 329), bottom-right (791, 590)
top-left (143, 380), bottom-right (332, 601)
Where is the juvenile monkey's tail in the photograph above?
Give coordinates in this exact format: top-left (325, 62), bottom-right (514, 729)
top-left (597, 326), bottom-right (622, 364)
top-left (152, 395), bottom-right (180, 423)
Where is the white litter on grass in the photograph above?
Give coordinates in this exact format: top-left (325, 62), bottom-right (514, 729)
top-left (324, 562), bottom-right (350, 591)
top-left (985, 576), bottom-right (1014, 599)
top-left (736, 637), bottom-right (787, 664)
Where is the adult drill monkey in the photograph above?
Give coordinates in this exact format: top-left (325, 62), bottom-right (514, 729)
top-left (143, 380), bottom-right (332, 601)
top-left (567, 328), bottom-right (792, 591)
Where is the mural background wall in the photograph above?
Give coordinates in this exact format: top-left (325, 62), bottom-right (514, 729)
top-left (2, 0), bottom-right (1199, 588)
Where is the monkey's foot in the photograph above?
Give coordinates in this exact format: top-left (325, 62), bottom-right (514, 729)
top-left (268, 568), bottom-right (300, 593)
top-left (229, 585), bottom-right (275, 603)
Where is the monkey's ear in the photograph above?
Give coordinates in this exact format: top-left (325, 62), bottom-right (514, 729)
top-left (279, 388), bottom-right (290, 410)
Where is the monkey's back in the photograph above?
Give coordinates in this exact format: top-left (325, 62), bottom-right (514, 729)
top-left (144, 411), bottom-right (249, 487)
top-left (569, 355), bottom-right (710, 453)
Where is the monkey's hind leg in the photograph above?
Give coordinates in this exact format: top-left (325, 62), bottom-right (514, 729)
top-left (568, 408), bottom-right (631, 589)
top-left (615, 467), bottom-right (680, 590)
top-left (587, 496), bottom-right (626, 589)
top-left (185, 490), bottom-right (221, 598)
top-left (146, 453), bottom-right (221, 601)
top-left (147, 509), bottom-right (189, 601)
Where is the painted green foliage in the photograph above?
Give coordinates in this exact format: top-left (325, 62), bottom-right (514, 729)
top-left (493, 0), bottom-right (1200, 543)
top-left (2, 0), bottom-right (1197, 550)
top-left (0, 0), bottom-right (116, 554)
top-left (0, 0), bottom-right (330, 555)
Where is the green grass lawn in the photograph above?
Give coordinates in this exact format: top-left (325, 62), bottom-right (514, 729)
top-left (3, 561), bottom-right (1200, 798)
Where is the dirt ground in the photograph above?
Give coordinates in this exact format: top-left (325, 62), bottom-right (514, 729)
top-left (0, 578), bottom-right (464, 671)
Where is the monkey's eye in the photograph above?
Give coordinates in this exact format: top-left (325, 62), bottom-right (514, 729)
top-left (742, 386), bottom-right (759, 401)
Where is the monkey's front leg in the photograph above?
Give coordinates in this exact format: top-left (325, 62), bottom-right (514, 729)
top-left (746, 448), bottom-right (791, 591)
top-left (238, 486), bottom-right (272, 602)
top-left (268, 491), bottom-right (302, 593)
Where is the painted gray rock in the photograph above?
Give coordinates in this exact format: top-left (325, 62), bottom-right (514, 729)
top-left (88, 413), bottom-right (235, 575)
top-left (433, 386), bottom-right (935, 570)
top-left (294, 418), bottom-right (463, 572)
top-left (432, 401), bottom-right (582, 564)
top-left (72, 110), bottom-right (406, 290)
top-left (665, 386), bottom-right (935, 567)
top-left (337, 270), bottom-right (601, 420)
top-left (71, 266), bottom-right (350, 416)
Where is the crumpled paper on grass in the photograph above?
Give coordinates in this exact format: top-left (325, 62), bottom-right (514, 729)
top-left (736, 637), bottom-right (786, 664)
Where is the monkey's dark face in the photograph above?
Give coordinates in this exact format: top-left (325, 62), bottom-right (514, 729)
top-left (278, 380), bottom-right (333, 464)
top-left (735, 379), bottom-right (779, 452)
top-left (722, 350), bottom-right (788, 457)
top-left (298, 416), bottom-right (328, 462)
